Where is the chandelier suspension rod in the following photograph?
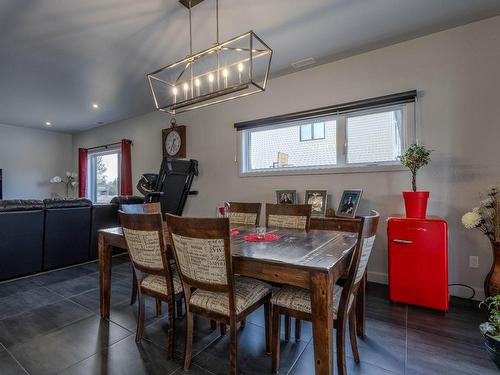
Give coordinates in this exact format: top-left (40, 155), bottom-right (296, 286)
top-left (216, 0), bottom-right (219, 44)
top-left (189, 0), bottom-right (193, 55)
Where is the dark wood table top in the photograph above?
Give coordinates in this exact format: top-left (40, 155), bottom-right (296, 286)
top-left (99, 225), bottom-right (357, 272)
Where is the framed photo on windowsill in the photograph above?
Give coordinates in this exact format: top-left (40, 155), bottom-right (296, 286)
top-left (305, 189), bottom-right (328, 216)
top-left (337, 189), bottom-right (363, 218)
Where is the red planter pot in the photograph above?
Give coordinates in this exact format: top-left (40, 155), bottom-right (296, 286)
top-left (403, 191), bottom-right (429, 218)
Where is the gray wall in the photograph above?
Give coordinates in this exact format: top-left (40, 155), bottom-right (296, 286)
top-left (73, 15), bottom-right (500, 299)
top-left (0, 123), bottom-right (73, 199)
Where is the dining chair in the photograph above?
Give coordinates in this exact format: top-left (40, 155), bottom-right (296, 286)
top-left (120, 202), bottom-right (161, 214)
top-left (120, 203), bottom-right (168, 315)
top-left (266, 203), bottom-right (312, 341)
top-left (310, 214), bottom-right (370, 339)
top-left (265, 203), bottom-right (312, 230)
top-left (166, 214), bottom-right (273, 375)
top-left (270, 211), bottom-right (379, 375)
top-left (118, 211), bottom-right (184, 359)
top-left (228, 202), bottom-right (261, 226)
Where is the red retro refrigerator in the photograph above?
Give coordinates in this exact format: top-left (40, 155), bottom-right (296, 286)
top-left (387, 217), bottom-right (449, 311)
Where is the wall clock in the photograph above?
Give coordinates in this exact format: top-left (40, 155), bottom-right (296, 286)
top-left (162, 125), bottom-right (186, 158)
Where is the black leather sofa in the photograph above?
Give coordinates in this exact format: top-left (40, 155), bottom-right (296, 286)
top-left (0, 200), bottom-right (45, 280)
top-left (43, 198), bottom-right (93, 270)
top-left (89, 195), bottom-right (145, 260)
top-left (0, 195), bottom-right (144, 281)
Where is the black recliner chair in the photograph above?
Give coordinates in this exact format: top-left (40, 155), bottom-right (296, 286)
top-left (0, 200), bottom-right (45, 280)
top-left (43, 198), bottom-right (92, 270)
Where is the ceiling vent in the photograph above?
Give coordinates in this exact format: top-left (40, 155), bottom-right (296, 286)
top-left (291, 57), bottom-right (316, 69)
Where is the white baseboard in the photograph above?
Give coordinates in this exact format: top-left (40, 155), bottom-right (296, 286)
top-left (367, 271), bottom-right (485, 301)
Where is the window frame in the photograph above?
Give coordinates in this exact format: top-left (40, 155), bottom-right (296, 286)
top-left (238, 102), bottom-right (415, 177)
top-left (87, 147), bottom-right (122, 204)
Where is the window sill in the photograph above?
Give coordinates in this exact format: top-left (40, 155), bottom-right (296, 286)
top-left (239, 163), bottom-right (406, 177)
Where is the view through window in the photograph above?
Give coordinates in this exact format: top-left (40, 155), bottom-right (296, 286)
top-left (241, 104), bottom-right (410, 174)
top-left (88, 150), bottom-right (120, 203)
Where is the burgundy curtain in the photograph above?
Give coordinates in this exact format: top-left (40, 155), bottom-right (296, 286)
top-left (120, 139), bottom-right (132, 196)
top-left (78, 148), bottom-right (88, 197)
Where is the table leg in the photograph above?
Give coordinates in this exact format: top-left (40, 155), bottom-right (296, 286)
top-left (356, 272), bottom-right (366, 338)
top-left (99, 233), bottom-right (112, 319)
top-left (310, 271), bottom-right (333, 375)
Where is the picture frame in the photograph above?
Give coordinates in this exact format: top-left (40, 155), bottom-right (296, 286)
top-left (336, 189), bottom-right (363, 218)
top-left (304, 189), bottom-right (328, 216)
top-left (275, 190), bottom-right (297, 204)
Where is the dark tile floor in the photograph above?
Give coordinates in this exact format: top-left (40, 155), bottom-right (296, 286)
top-left (0, 254), bottom-right (496, 375)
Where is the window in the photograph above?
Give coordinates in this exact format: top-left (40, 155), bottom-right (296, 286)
top-left (300, 123), bottom-right (325, 141)
top-left (346, 109), bottom-right (403, 164)
top-left (239, 102), bottom-right (414, 175)
top-left (87, 149), bottom-right (121, 203)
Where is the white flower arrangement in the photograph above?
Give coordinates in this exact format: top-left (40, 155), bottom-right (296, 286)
top-left (462, 186), bottom-right (498, 242)
top-left (50, 172), bottom-right (78, 198)
top-left (461, 212), bottom-right (482, 229)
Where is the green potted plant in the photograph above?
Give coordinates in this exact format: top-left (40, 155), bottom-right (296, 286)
top-left (480, 295), bottom-right (500, 369)
top-left (399, 144), bottom-right (432, 218)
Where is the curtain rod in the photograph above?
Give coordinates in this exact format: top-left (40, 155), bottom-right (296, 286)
top-left (84, 139), bottom-right (132, 151)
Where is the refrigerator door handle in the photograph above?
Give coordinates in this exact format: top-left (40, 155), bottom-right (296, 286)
top-left (393, 239), bottom-right (413, 244)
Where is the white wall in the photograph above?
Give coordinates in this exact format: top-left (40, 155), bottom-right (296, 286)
top-left (73, 15), bottom-right (500, 299)
top-left (0, 124), bottom-right (73, 199)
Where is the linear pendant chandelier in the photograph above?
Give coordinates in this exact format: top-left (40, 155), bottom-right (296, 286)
top-left (147, 0), bottom-right (273, 115)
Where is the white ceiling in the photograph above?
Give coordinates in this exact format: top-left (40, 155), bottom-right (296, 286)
top-left (1, 0), bottom-right (499, 132)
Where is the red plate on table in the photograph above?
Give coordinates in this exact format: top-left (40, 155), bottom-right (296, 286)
top-left (243, 233), bottom-right (280, 242)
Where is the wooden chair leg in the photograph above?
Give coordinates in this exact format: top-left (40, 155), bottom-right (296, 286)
top-left (264, 301), bottom-right (271, 354)
top-left (271, 305), bottom-right (281, 373)
top-left (155, 299), bottom-right (162, 316)
top-left (240, 318), bottom-right (246, 328)
top-left (284, 315), bottom-right (291, 342)
top-left (356, 273), bottom-right (366, 338)
top-left (166, 301), bottom-right (175, 360)
top-left (220, 323), bottom-right (227, 336)
top-left (210, 320), bottom-right (217, 331)
top-left (130, 271), bottom-right (138, 305)
top-left (135, 293), bottom-right (145, 343)
top-left (183, 311), bottom-right (194, 370)
top-left (295, 319), bottom-right (302, 342)
top-left (176, 299), bottom-right (183, 318)
top-left (230, 319), bottom-right (238, 375)
top-left (336, 312), bottom-right (348, 375)
top-left (349, 308), bottom-right (360, 364)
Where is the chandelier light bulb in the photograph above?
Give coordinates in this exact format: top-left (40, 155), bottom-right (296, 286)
top-left (183, 82), bottom-right (189, 91)
top-left (238, 63), bottom-right (244, 72)
top-left (208, 73), bottom-right (214, 82)
top-left (172, 86), bottom-right (178, 95)
top-left (194, 78), bottom-right (201, 87)
top-left (222, 68), bottom-right (229, 77)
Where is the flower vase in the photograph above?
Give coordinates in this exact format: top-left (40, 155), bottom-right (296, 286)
top-left (485, 241), bottom-right (500, 297)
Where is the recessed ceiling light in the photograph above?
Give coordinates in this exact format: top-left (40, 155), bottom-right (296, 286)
top-left (45, 121), bottom-right (52, 126)
top-left (92, 103), bottom-right (99, 109)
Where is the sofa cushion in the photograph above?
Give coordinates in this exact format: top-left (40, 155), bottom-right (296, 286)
top-left (110, 195), bottom-right (145, 205)
top-left (43, 198), bottom-right (92, 209)
top-left (0, 200), bottom-right (44, 212)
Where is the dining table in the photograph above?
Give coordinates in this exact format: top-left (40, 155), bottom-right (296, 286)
top-left (98, 224), bottom-right (358, 375)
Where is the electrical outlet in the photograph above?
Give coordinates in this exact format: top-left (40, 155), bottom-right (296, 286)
top-left (469, 256), bottom-right (479, 268)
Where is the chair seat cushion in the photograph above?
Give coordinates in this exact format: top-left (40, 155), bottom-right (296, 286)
top-left (189, 276), bottom-right (272, 316)
top-left (141, 269), bottom-right (183, 295)
top-left (270, 284), bottom-right (353, 317)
